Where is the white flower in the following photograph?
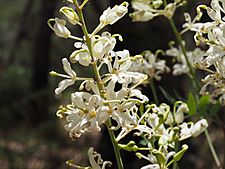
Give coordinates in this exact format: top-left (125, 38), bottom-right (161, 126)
top-left (179, 119), bottom-right (208, 140)
top-left (197, 24), bottom-right (225, 67)
top-left (179, 122), bottom-right (194, 140)
top-left (129, 51), bottom-right (170, 80)
top-left (92, 32), bottom-right (117, 59)
top-left (70, 48), bottom-right (90, 66)
top-left (191, 119), bottom-right (208, 137)
top-left (147, 113), bottom-right (166, 134)
top-left (139, 151), bottom-right (175, 169)
top-left (200, 72), bottom-right (225, 105)
top-left (166, 44), bottom-right (204, 76)
top-left (175, 103), bottom-right (189, 124)
top-left (55, 58), bottom-right (77, 95)
top-left (70, 32), bottom-right (117, 66)
top-left (164, 3), bottom-right (176, 19)
top-left (130, 0), bottom-right (184, 22)
top-left (67, 147), bottom-right (112, 169)
top-left (206, 0), bottom-right (225, 23)
top-left (53, 18), bottom-right (71, 38)
top-left (88, 147), bottom-right (112, 169)
top-left (158, 129), bottom-right (174, 146)
top-left (105, 87), bottom-right (139, 130)
top-left (65, 92), bottom-right (105, 138)
top-left (105, 50), bottom-right (148, 88)
top-left (100, 2), bottom-right (128, 26)
top-left (141, 164), bottom-right (160, 169)
top-left (130, 1), bottom-right (158, 22)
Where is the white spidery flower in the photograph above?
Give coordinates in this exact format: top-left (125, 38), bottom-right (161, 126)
top-left (200, 72), bottom-right (225, 105)
top-left (166, 44), bottom-right (204, 76)
top-left (104, 50), bottom-right (148, 88)
top-left (66, 147), bottom-right (112, 169)
top-left (129, 50), bottom-right (170, 80)
top-left (130, 0), bottom-right (185, 22)
top-left (104, 86), bottom-right (148, 130)
top-left (53, 58), bottom-right (77, 95)
top-left (206, 0), bottom-right (225, 24)
top-left (88, 147), bottom-right (112, 169)
top-left (64, 92), bottom-right (105, 138)
top-left (70, 32), bottom-right (117, 66)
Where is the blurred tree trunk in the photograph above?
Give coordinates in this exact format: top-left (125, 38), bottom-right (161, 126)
top-left (30, 0), bottom-right (57, 126)
top-left (8, 0), bottom-right (34, 64)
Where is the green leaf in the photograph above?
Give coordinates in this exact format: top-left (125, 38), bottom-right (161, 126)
top-left (198, 95), bottom-right (210, 116)
top-left (187, 93), bottom-right (197, 115)
top-left (159, 86), bottom-right (176, 104)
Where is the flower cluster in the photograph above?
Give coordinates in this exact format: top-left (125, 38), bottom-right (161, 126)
top-left (183, 0), bottom-right (225, 105)
top-left (49, 0), bottom-right (210, 168)
top-left (129, 50), bottom-right (170, 80)
top-left (165, 42), bottom-right (205, 76)
top-left (130, 0), bottom-right (186, 22)
top-left (118, 102), bottom-right (208, 169)
top-left (49, 1), bottom-right (150, 139)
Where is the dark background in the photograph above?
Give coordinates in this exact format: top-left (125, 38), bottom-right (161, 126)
top-left (0, 0), bottom-right (224, 168)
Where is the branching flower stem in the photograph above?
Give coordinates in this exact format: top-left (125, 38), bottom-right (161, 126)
top-left (169, 14), bottom-right (222, 169)
top-left (73, 1), bottom-right (124, 169)
top-left (163, 0), bottom-right (221, 168)
top-left (163, 0), bottom-right (200, 93)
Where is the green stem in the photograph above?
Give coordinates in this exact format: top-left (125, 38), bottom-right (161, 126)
top-left (73, 1), bottom-right (124, 168)
top-left (149, 79), bottom-right (159, 105)
top-left (106, 120), bottom-right (124, 169)
top-left (163, 1), bottom-right (221, 168)
top-left (204, 129), bottom-right (222, 169)
top-left (80, 0), bottom-right (89, 9)
top-left (73, 0), bottom-right (104, 96)
top-left (173, 141), bottom-right (179, 169)
top-left (168, 18), bottom-right (200, 91)
top-left (169, 14), bottom-right (222, 169)
top-left (163, 0), bottom-right (200, 93)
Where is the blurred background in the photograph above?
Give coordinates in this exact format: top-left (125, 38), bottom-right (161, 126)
top-left (0, 0), bottom-right (224, 168)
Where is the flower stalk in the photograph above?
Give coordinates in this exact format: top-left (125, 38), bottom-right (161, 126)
top-left (73, 1), bottom-right (124, 168)
top-left (162, 0), bottom-right (222, 168)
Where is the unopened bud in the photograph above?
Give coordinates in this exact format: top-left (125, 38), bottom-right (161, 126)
top-left (60, 7), bottom-right (80, 25)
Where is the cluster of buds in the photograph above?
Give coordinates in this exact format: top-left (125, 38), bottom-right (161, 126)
top-left (182, 0), bottom-right (225, 105)
top-left (130, 0), bottom-right (186, 22)
top-left (118, 102), bottom-right (208, 169)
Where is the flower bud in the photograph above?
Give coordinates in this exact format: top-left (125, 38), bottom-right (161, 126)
top-left (164, 3), bottom-right (176, 19)
top-left (191, 119), bottom-right (208, 137)
top-left (60, 7), bottom-right (79, 25)
top-left (48, 18), bottom-right (71, 38)
top-left (174, 144), bottom-right (188, 161)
